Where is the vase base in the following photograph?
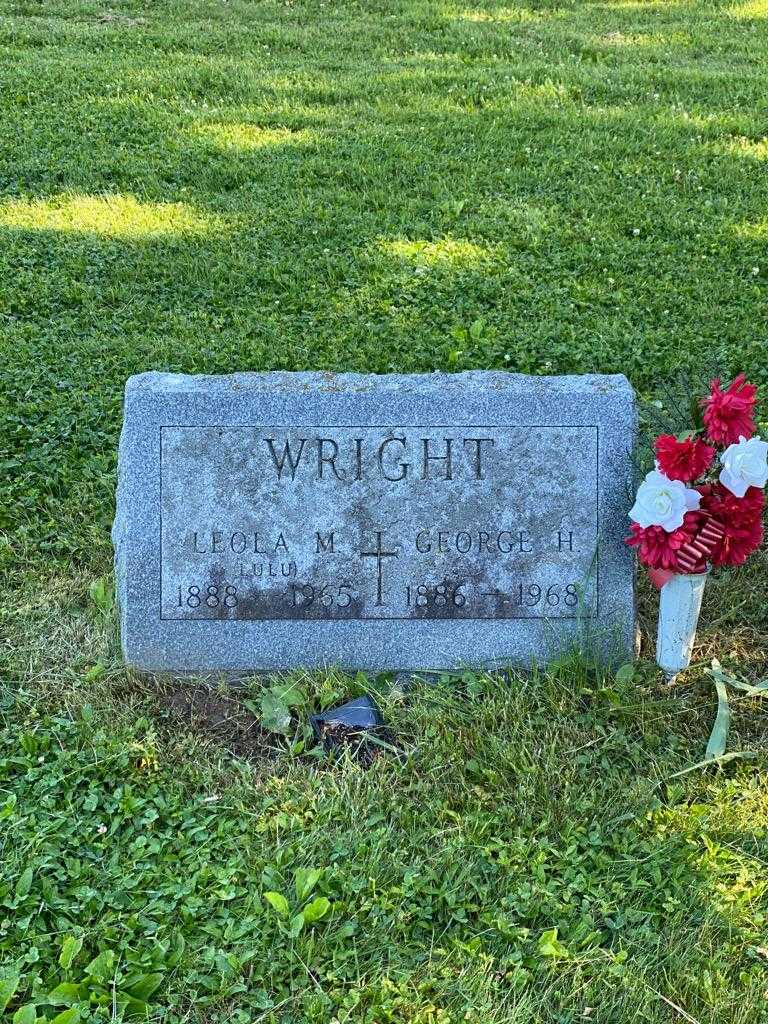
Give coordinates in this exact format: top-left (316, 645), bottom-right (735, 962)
top-left (656, 571), bottom-right (708, 682)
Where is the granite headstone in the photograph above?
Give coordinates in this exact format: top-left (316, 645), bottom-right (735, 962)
top-left (113, 371), bottom-right (635, 673)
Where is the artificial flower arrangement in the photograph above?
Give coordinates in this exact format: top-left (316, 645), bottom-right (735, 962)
top-left (626, 375), bottom-right (767, 674)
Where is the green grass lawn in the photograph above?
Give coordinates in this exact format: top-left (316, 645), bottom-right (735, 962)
top-left (2, 0), bottom-right (768, 1020)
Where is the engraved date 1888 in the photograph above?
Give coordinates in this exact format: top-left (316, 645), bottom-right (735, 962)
top-left (178, 584), bottom-right (239, 608)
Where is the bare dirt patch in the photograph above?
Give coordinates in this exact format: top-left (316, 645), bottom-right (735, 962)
top-left (162, 685), bottom-right (273, 761)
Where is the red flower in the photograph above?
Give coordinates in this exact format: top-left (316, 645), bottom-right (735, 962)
top-left (702, 374), bottom-right (757, 447)
top-left (699, 483), bottom-right (764, 566)
top-left (654, 434), bottom-right (715, 483)
top-left (626, 510), bottom-right (706, 571)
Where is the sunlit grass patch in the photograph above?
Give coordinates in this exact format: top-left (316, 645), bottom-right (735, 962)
top-left (593, 29), bottom-right (679, 47)
top-left (0, 194), bottom-right (217, 237)
top-left (595, 30), bottom-right (650, 45)
top-left (594, 0), bottom-right (690, 8)
top-left (378, 237), bottom-right (495, 268)
top-left (718, 136), bottom-right (768, 160)
top-left (733, 217), bottom-right (768, 240)
top-left (651, 778), bottom-right (768, 928)
top-left (728, 0), bottom-right (768, 17)
top-left (193, 122), bottom-right (319, 150)
top-left (449, 5), bottom-right (553, 23)
top-left (513, 79), bottom-right (578, 103)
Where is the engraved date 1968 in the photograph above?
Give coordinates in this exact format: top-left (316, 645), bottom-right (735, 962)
top-left (481, 582), bottom-right (580, 608)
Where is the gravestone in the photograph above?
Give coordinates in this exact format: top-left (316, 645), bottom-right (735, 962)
top-left (113, 371), bottom-right (635, 673)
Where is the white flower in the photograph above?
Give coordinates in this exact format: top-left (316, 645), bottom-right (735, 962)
top-left (719, 435), bottom-right (768, 497)
top-left (629, 469), bottom-right (701, 532)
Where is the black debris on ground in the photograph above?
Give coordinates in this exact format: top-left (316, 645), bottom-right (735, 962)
top-left (310, 695), bottom-right (395, 767)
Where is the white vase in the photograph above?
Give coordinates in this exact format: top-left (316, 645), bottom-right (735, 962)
top-left (656, 571), bottom-right (709, 679)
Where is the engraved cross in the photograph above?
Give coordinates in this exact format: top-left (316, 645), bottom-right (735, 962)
top-left (360, 530), bottom-right (398, 606)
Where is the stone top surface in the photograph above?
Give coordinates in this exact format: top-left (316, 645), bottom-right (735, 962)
top-left (127, 369), bottom-right (632, 397)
